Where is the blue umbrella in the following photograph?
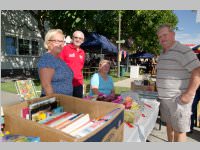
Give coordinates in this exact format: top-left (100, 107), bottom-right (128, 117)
top-left (81, 32), bottom-right (118, 54)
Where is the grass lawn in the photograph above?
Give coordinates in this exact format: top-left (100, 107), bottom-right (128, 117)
top-left (1, 72), bottom-right (131, 95)
top-left (1, 79), bottom-right (42, 94)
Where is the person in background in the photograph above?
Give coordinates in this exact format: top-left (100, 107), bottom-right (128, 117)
top-left (156, 24), bottom-right (200, 142)
top-left (187, 53), bottom-right (200, 133)
top-left (89, 59), bottom-right (115, 97)
top-left (37, 29), bottom-right (73, 97)
top-left (59, 31), bottom-right (85, 98)
top-left (189, 86), bottom-right (200, 133)
top-left (151, 56), bottom-right (157, 76)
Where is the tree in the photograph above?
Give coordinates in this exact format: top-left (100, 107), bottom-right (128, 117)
top-left (47, 10), bottom-right (99, 36)
top-left (27, 10), bottom-right (178, 55)
top-left (80, 10), bottom-right (178, 55)
top-left (120, 10), bottom-right (178, 54)
top-left (25, 10), bottom-right (49, 40)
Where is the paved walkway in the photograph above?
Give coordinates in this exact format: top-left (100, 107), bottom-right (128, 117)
top-left (1, 91), bottom-right (21, 106)
top-left (147, 121), bottom-right (200, 142)
top-left (114, 74), bottom-right (154, 88)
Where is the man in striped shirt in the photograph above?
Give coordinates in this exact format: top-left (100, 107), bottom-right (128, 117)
top-left (156, 24), bottom-right (200, 142)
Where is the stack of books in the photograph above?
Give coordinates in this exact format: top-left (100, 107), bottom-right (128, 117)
top-left (70, 107), bottom-right (121, 138)
top-left (37, 108), bottom-right (120, 138)
top-left (39, 111), bottom-right (93, 137)
top-left (21, 97), bottom-right (63, 121)
top-left (20, 97), bottom-right (121, 139)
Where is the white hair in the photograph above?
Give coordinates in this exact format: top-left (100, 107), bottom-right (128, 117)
top-left (44, 29), bottom-right (64, 49)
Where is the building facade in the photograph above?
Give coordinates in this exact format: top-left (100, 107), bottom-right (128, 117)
top-left (1, 10), bottom-right (45, 77)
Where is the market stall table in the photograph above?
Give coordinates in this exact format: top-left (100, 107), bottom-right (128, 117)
top-left (121, 91), bottom-right (160, 142)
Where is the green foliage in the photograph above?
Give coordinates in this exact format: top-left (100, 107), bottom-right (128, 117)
top-left (47, 10), bottom-right (100, 36)
top-left (121, 10), bottom-right (178, 55)
top-left (28, 10), bottom-right (178, 55)
top-left (1, 82), bottom-right (17, 93)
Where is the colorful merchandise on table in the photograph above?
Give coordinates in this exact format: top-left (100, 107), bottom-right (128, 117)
top-left (96, 94), bottom-right (123, 103)
top-left (83, 93), bottom-right (123, 104)
top-left (0, 132), bottom-right (40, 142)
top-left (83, 92), bottom-right (150, 125)
top-left (123, 96), bottom-right (142, 125)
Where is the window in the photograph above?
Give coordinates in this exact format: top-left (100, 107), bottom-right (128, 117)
top-left (32, 40), bottom-right (39, 56)
top-left (18, 39), bottom-right (30, 55)
top-left (5, 35), bottom-right (40, 56)
top-left (5, 36), bottom-right (17, 55)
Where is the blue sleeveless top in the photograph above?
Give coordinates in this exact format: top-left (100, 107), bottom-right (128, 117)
top-left (89, 73), bottom-right (114, 96)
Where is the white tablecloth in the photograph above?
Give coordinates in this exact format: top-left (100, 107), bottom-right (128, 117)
top-left (121, 91), bottom-right (160, 142)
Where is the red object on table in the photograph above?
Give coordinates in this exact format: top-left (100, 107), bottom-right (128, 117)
top-left (144, 103), bottom-right (152, 109)
top-left (125, 122), bottom-right (134, 128)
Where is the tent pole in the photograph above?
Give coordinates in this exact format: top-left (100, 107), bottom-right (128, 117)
top-left (117, 11), bottom-right (121, 78)
top-left (126, 54), bottom-right (129, 71)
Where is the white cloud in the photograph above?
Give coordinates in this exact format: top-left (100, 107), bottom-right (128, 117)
top-left (175, 32), bottom-right (200, 45)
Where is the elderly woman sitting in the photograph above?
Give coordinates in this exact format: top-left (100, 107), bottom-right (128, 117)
top-left (89, 59), bottom-right (115, 97)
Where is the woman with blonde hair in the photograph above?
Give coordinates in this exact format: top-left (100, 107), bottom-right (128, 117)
top-left (89, 59), bottom-right (115, 97)
top-left (37, 29), bottom-right (73, 96)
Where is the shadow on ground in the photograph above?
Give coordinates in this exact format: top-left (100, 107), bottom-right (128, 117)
top-left (187, 128), bottom-right (200, 142)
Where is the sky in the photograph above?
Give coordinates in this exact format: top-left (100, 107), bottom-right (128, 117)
top-left (174, 10), bottom-right (200, 46)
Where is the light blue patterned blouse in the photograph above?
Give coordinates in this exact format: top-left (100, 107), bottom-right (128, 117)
top-left (37, 53), bottom-right (73, 96)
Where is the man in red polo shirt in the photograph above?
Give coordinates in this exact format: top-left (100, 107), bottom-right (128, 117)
top-left (59, 31), bottom-right (85, 98)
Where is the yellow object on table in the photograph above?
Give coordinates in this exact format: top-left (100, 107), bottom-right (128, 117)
top-left (124, 109), bottom-right (141, 125)
top-left (124, 102), bottom-right (141, 125)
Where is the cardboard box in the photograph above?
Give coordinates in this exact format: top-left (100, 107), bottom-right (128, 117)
top-left (131, 81), bottom-right (156, 92)
top-left (3, 94), bottom-right (124, 142)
